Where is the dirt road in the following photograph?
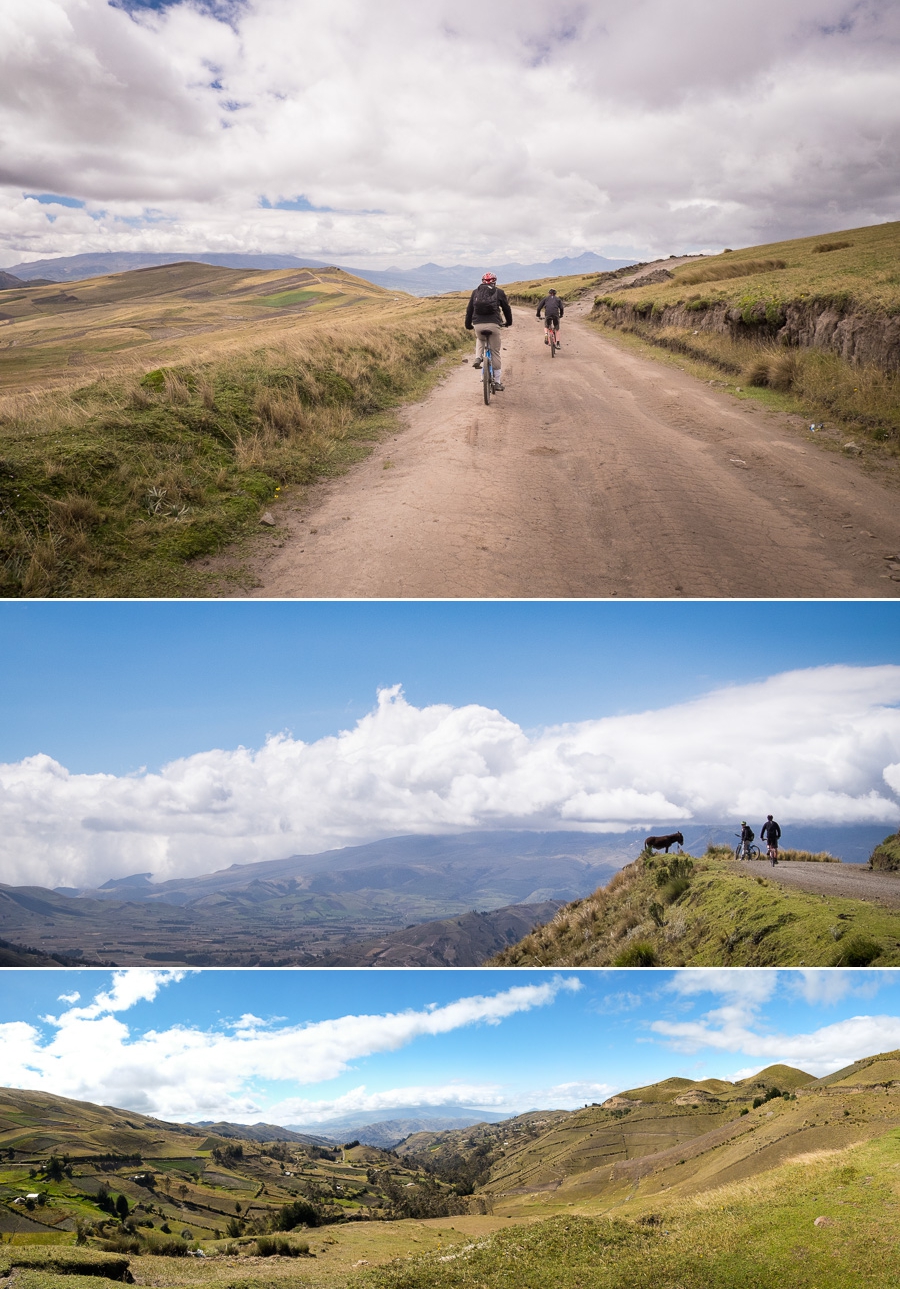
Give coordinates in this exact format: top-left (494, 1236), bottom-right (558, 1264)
top-left (739, 858), bottom-right (900, 908)
top-left (245, 305), bottom-right (900, 597)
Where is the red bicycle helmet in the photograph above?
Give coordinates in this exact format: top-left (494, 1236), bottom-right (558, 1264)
top-left (481, 271), bottom-right (497, 283)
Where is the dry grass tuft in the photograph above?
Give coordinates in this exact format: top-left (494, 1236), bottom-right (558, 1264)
top-left (813, 241), bottom-right (853, 253)
top-left (677, 258), bottom-right (787, 286)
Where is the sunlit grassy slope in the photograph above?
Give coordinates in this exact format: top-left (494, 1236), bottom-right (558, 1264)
top-left (362, 1130), bottom-right (900, 1289)
top-left (491, 847), bottom-right (900, 966)
top-left (0, 263), bottom-right (468, 596)
top-left (599, 220), bottom-right (900, 317)
top-left (582, 222), bottom-right (900, 450)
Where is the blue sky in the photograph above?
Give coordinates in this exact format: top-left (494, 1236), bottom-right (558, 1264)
top-left (2, 967), bottom-right (899, 1125)
top-left (1, 601), bottom-right (899, 891)
top-left (2, 600), bottom-right (898, 774)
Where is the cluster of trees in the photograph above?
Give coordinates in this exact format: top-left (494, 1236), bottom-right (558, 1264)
top-left (95, 1186), bottom-right (130, 1220)
top-left (368, 1170), bottom-right (469, 1220)
top-left (401, 1139), bottom-right (498, 1195)
top-left (211, 1143), bottom-right (244, 1165)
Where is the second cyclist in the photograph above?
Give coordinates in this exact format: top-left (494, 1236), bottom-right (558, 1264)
top-left (536, 288), bottom-right (564, 347)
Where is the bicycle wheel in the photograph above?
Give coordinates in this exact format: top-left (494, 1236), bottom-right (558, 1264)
top-left (483, 347), bottom-right (492, 405)
top-left (749, 845), bottom-right (760, 860)
top-left (734, 845), bottom-right (742, 860)
top-left (550, 333), bottom-right (556, 357)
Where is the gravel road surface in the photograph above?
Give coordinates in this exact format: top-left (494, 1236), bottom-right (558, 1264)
top-left (242, 305), bottom-right (900, 598)
top-left (737, 859), bottom-right (900, 908)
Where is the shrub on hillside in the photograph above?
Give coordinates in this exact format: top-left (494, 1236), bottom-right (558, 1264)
top-left (272, 1198), bottom-right (320, 1230)
top-left (256, 1237), bottom-right (310, 1257)
top-left (832, 935), bottom-right (883, 967)
top-left (613, 942), bottom-right (658, 967)
top-left (659, 877), bottom-right (690, 905)
top-left (868, 832), bottom-right (900, 872)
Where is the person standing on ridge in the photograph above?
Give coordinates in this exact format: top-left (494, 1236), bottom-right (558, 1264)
top-left (465, 272), bottom-right (513, 390)
top-left (536, 287), bottom-right (564, 347)
top-left (761, 815), bottom-right (782, 864)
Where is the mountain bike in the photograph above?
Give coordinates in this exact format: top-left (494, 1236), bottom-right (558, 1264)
top-left (543, 317), bottom-right (560, 357)
top-left (475, 326), bottom-right (503, 404)
top-left (734, 834), bottom-right (760, 861)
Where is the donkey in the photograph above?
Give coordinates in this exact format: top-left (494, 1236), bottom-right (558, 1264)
top-left (644, 831), bottom-right (684, 854)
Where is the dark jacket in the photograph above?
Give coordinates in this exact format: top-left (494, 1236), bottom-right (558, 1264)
top-left (536, 294), bottom-right (564, 319)
top-left (465, 285), bottom-right (513, 330)
top-left (761, 819), bottom-right (781, 843)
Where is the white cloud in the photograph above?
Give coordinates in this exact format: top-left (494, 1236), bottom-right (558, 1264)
top-left (0, 975), bottom-right (580, 1120)
top-left (654, 969), bottom-right (900, 1075)
top-left (269, 1077), bottom-right (614, 1124)
top-left (1, 0), bottom-right (898, 267)
top-left (269, 1083), bottom-right (510, 1124)
top-left (1, 665), bottom-right (898, 890)
top-left (654, 1011), bottom-right (900, 1077)
top-left (789, 969), bottom-right (884, 1006)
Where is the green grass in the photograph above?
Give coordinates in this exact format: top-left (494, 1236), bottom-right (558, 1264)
top-left (870, 832), bottom-right (900, 872)
top-left (250, 291), bottom-right (321, 308)
top-left (605, 220), bottom-right (900, 316)
top-left (0, 303), bottom-right (468, 596)
top-left (585, 221), bottom-right (900, 453)
top-left (360, 1132), bottom-right (900, 1289)
top-left (492, 847), bottom-right (900, 966)
top-left (0, 1249), bottom-right (130, 1279)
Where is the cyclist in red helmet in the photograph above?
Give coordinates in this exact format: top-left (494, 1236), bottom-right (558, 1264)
top-left (465, 271), bottom-right (513, 390)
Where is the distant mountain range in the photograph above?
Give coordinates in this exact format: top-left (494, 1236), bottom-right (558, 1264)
top-left (286, 1109), bottom-right (507, 1149)
top-left (193, 1110), bottom-right (507, 1149)
top-left (0, 250), bottom-right (634, 296)
top-left (192, 1120), bottom-right (332, 1146)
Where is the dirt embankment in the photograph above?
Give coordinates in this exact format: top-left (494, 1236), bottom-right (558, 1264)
top-left (592, 296), bottom-right (900, 371)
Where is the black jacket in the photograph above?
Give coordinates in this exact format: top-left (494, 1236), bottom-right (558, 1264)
top-left (536, 295), bottom-right (564, 319)
top-left (761, 819), bottom-right (781, 843)
top-left (465, 286), bottom-right (513, 329)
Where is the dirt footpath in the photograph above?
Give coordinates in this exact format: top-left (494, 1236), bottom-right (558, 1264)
top-left (738, 859), bottom-right (900, 908)
top-left (243, 306), bottom-right (900, 598)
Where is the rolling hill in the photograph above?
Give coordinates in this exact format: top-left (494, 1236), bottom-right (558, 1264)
top-left (0, 260), bottom-right (471, 595)
top-left (2, 251), bottom-right (633, 296)
top-left (3, 1054), bottom-right (900, 1288)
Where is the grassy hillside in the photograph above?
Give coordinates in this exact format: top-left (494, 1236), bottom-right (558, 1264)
top-left (869, 831), bottom-right (900, 872)
top-left (0, 263), bottom-right (469, 596)
top-left (598, 221), bottom-right (900, 318)
top-left (586, 221), bottom-right (900, 456)
top-left (365, 1062), bottom-right (900, 1289)
top-left (4, 1072), bottom-right (900, 1289)
top-left (0, 1088), bottom-right (470, 1247)
top-left (363, 1130), bottom-right (900, 1289)
top-left (491, 847), bottom-right (900, 966)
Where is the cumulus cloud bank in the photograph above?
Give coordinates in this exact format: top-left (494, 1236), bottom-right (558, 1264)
top-left (2, 972), bottom-right (579, 1120)
top-left (2, 0), bottom-right (898, 266)
top-left (655, 968), bottom-right (898, 1075)
top-left (2, 665), bottom-right (899, 890)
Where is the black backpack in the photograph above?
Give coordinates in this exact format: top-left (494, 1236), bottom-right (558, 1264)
top-left (473, 283), bottom-right (498, 316)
